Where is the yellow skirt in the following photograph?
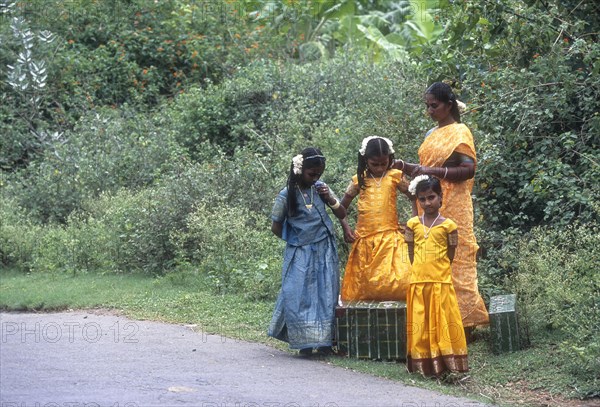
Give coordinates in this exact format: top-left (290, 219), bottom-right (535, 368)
top-left (407, 282), bottom-right (468, 376)
top-left (341, 229), bottom-right (410, 301)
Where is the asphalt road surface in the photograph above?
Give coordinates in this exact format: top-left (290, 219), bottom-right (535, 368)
top-left (0, 311), bottom-right (491, 407)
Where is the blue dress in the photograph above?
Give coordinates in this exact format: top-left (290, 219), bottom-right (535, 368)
top-left (268, 186), bottom-right (340, 349)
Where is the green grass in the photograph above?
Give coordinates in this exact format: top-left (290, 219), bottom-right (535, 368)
top-left (0, 268), bottom-right (594, 407)
top-left (0, 268), bottom-right (273, 343)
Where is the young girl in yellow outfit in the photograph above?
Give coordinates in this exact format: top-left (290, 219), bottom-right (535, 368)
top-left (339, 137), bottom-right (415, 301)
top-left (405, 175), bottom-right (468, 376)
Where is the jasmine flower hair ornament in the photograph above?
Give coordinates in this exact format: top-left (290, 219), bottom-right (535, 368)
top-left (359, 136), bottom-right (395, 156)
top-left (408, 175), bottom-right (431, 195)
top-left (292, 154), bottom-right (304, 175)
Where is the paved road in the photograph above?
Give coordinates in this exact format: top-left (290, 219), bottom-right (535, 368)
top-left (0, 311), bottom-right (490, 407)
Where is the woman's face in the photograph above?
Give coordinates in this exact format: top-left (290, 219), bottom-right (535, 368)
top-left (425, 93), bottom-right (452, 124)
top-left (366, 155), bottom-right (390, 177)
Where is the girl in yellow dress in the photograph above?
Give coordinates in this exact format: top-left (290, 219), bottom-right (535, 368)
top-left (405, 175), bottom-right (468, 376)
top-left (339, 136), bottom-right (415, 301)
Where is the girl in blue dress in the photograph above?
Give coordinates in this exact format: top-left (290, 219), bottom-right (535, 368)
top-left (268, 147), bottom-right (347, 356)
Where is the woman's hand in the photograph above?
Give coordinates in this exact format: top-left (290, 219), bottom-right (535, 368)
top-left (411, 162), bottom-right (475, 182)
top-left (393, 159), bottom-right (421, 176)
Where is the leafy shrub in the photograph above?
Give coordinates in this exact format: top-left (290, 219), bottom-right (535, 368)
top-left (0, 193), bottom-right (114, 274)
top-left (0, 196), bottom-right (42, 271)
top-left (6, 107), bottom-right (185, 223)
top-left (472, 44), bottom-right (600, 230)
top-left (172, 203), bottom-right (281, 300)
top-left (473, 226), bottom-right (522, 305)
top-left (508, 224), bottom-right (600, 397)
top-left (6, 166), bottom-right (282, 299)
top-left (0, 12), bottom-right (64, 170)
top-left (8, 0), bottom-right (276, 106)
top-left (83, 164), bottom-right (213, 275)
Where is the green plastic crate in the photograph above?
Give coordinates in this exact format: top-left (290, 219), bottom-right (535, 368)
top-left (489, 294), bottom-right (521, 354)
top-left (335, 300), bottom-right (406, 360)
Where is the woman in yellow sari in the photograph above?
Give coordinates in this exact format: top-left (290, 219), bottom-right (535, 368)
top-left (393, 82), bottom-right (489, 328)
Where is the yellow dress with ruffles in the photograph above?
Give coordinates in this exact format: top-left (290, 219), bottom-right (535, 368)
top-left (418, 123), bottom-right (489, 327)
top-left (341, 169), bottom-right (411, 301)
top-left (406, 216), bottom-right (468, 376)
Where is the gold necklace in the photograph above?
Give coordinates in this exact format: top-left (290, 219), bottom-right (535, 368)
top-left (422, 213), bottom-right (441, 239)
top-left (298, 185), bottom-right (314, 210)
top-left (369, 170), bottom-right (386, 187)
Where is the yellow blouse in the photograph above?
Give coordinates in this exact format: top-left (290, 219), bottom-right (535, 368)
top-left (406, 217), bottom-right (457, 284)
top-left (346, 169), bottom-right (407, 238)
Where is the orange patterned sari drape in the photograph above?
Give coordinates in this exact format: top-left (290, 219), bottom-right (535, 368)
top-left (418, 123), bottom-right (489, 327)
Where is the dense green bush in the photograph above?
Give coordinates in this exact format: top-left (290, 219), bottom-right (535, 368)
top-left (0, 12), bottom-right (64, 170)
top-left (508, 224), bottom-right (600, 397)
top-left (0, 196), bottom-right (42, 271)
top-left (1, 0), bottom-right (277, 171)
top-left (172, 203), bottom-right (281, 300)
top-left (82, 163), bottom-right (218, 274)
top-left (3, 163), bottom-right (282, 298)
top-left (6, 0), bottom-right (265, 104)
top-left (5, 107), bottom-right (185, 223)
top-left (167, 55), bottom-right (427, 162)
top-left (472, 42), bottom-right (600, 230)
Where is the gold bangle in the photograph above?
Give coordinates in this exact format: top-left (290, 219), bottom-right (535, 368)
top-left (329, 199), bottom-right (341, 210)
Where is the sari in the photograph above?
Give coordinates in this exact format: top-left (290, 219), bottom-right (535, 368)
top-left (418, 123), bottom-right (489, 327)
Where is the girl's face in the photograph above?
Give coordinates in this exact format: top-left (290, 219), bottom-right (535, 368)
top-left (366, 155), bottom-right (390, 177)
top-left (300, 164), bottom-right (324, 188)
top-left (425, 93), bottom-right (452, 124)
top-left (417, 187), bottom-right (442, 215)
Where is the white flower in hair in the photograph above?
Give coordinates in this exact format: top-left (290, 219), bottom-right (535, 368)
top-left (359, 136), bottom-right (376, 156)
top-left (382, 137), bottom-right (395, 154)
top-left (359, 136), bottom-right (395, 156)
top-left (408, 175), bottom-right (430, 195)
top-left (292, 154), bottom-right (304, 175)
top-left (457, 100), bottom-right (467, 114)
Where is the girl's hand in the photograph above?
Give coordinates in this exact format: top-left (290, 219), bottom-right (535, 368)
top-left (343, 224), bottom-right (356, 243)
top-left (315, 181), bottom-right (331, 201)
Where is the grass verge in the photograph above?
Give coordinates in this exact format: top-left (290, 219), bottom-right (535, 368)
top-left (0, 269), bottom-right (595, 407)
